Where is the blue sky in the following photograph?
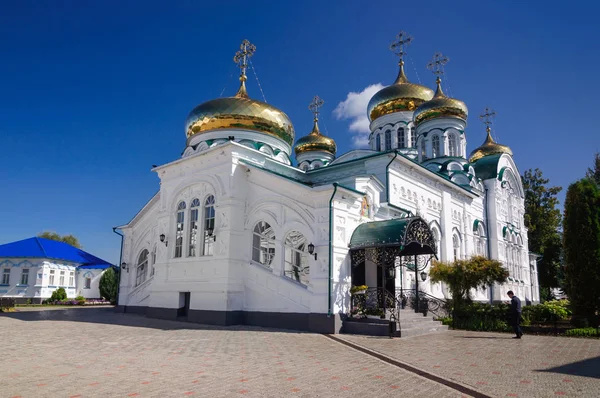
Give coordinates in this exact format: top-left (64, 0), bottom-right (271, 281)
top-left (1, 0), bottom-right (598, 263)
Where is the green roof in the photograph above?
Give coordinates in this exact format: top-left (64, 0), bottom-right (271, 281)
top-left (471, 153), bottom-right (502, 180)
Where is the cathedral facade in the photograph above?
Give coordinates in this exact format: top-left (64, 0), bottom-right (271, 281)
top-left (115, 37), bottom-right (539, 333)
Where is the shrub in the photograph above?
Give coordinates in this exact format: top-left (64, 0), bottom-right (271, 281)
top-left (565, 327), bottom-right (600, 338)
top-left (522, 300), bottom-right (572, 324)
top-left (99, 268), bottom-right (119, 304)
top-left (451, 302), bottom-right (512, 332)
top-left (75, 295), bottom-right (86, 305)
top-left (49, 288), bottom-right (67, 302)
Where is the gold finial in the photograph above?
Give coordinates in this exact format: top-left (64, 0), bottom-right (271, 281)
top-left (233, 39), bottom-right (256, 98)
top-left (308, 95), bottom-right (325, 135)
top-left (479, 107), bottom-right (497, 141)
top-left (390, 31), bottom-right (412, 84)
top-left (427, 52), bottom-right (449, 97)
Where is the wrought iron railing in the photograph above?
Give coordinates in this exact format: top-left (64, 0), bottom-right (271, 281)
top-left (351, 287), bottom-right (449, 321)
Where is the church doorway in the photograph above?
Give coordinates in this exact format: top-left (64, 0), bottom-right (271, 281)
top-left (349, 216), bottom-right (437, 317)
top-left (178, 292), bottom-right (190, 318)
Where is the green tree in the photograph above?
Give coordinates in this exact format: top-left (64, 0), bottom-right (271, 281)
top-left (586, 152), bottom-right (600, 185)
top-left (521, 169), bottom-right (563, 300)
top-left (99, 267), bottom-right (119, 304)
top-left (38, 231), bottom-right (82, 248)
top-left (563, 178), bottom-right (600, 324)
top-left (430, 256), bottom-right (509, 306)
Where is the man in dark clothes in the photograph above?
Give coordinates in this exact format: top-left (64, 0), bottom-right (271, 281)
top-left (507, 290), bottom-right (523, 338)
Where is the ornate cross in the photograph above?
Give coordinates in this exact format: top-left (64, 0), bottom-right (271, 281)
top-left (479, 108), bottom-right (496, 131)
top-left (309, 95), bottom-right (325, 121)
top-left (426, 52), bottom-right (450, 79)
top-left (390, 31), bottom-right (413, 62)
top-left (233, 39), bottom-right (256, 78)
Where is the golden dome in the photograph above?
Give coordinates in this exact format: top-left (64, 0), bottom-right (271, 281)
top-left (367, 61), bottom-right (434, 122)
top-left (413, 78), bottom-right (468, 126)
top-left (469, 128), bottom-right (513, 162)
top-left (185, 77), bottom-right (295, 146)
top-left (294, 119), bottom-right (337, 156)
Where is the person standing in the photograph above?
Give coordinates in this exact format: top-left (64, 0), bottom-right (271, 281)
top-left (507, 290), bottom-right (523, 339)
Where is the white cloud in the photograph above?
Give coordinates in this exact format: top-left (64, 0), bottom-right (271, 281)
top-left (333, 83), bottom-right (384, 148)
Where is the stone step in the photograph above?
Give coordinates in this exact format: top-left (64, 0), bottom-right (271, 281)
top-left (398, 324), bottom-right (449, 338)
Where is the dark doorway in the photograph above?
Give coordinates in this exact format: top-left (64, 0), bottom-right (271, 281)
top-left (177, 292), bottom-right (190, 318)
top-left (351, 260), bottom-right (366, 287)
top-left (377, 265), bottom-right (395, 296)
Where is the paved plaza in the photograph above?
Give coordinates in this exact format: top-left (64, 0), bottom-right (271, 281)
top-left (1, 308), bottom-right (599, 398)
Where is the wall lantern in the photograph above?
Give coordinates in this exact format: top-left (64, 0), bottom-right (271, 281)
top-left (121, 262), bottom-right (128, 272)
top-left (307, 243), bottom-right (317, 260)
top-left (159, 234), bottom-right (168, 246)
top-left (387, 266), bottom-right (396, 280)
top-left (420, 271), bottom-right (428, 282)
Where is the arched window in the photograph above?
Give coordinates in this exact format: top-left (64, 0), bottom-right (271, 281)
top-left (431, 227), bottom-right (441, 259)
top-left (188, 198), bottom-right (200, 256)
top-left (203, 195), bottom-right (215, 255)
top-left (252, 221), bottom-right (275, 267)
top-left (174, 201), bottom-right (186, 258)
top-left (136, 249), bottom-right (149, 287)
top-left (432, 135), bottom-right (440, 157)
top-left (421, 140), bottom-right (427, 160)
top-left (410, 126), bottom-right (416, 147)
top-left (375, 134), bottom-right (381, 151)
top-left (284, 231), bottom-right (309, 285)
top-left (397, 128), bottom-right (405, 148)
top-left (452, 234), bottom-right (460, 261)
top-left (384, 130), bottom-right (392, 150)
top-left (448, 134), bottom-right (457, 157)
top-left (474, 223), bottom-right (486, 256)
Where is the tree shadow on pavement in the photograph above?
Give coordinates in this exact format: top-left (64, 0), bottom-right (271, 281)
top-left (537, 356), bottom-right (600, 379)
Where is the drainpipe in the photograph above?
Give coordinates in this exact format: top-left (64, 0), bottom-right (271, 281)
top-left (328, 183), bottom-right (339, 317)
top-left (484, 187), bottom-right (493, 304)
top-left (112, 227), bottom-right (124, 308)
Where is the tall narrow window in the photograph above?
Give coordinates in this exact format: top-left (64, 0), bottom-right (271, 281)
top-left (188, 198), bottom-right (200, 256)
top-left (252, 221), bottom-right (275, 267)
top-left (1, 269), bottom-right (9, 285)
top-left (151, 245), bottom-right (156, 276)
top-left (203, 195), bottom-right (216, 255)
top-left (432, 135), bottom-right (440, 157)
top-left (375, 134), bottom-right (381, 151)
top-left (85, 277), bottom-right (91, 289)
top-left (136, 249), bottom-right (149, 287)
top-left (449, 134), bottom-right (457, 157)
top-left (49, 269), bottom-right (55, 286)
top-left (453, 235), bottom-right (460, 261)
top-left (284, 231), bottom-right (309, 285)
top-left (421, 140), bottom-right (427, 160)
top-left (21, 269), bottom-right (29, 285)
top-left (384, 130), bottom-right (392, 150)
top-left (175, 201), bottom-right (186, 258)
top-left (59, 270), bottom-right (65, 286)
top-left (69, 271), bottom-right (74, 286)
top-left (410, 126), bottom-right (416, 147)
top-left (397, 128), bottom-right (405, 148)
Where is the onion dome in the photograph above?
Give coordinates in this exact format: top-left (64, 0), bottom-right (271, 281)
top-left (294, 118), bottom-right (336, 156)
top-left (469, 127), bottom-right (513, 163)
top-left (367, 61), bottom-right (434, 122)
top-left (413, 77), bottom-right (468, 126)
top-left (185, 76), bottom-right (295, 146)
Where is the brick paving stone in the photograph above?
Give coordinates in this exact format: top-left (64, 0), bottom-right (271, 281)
top-left (336, 330), bottom-right (600, 398)
top-left (1, 308), bottom-right (462, 398)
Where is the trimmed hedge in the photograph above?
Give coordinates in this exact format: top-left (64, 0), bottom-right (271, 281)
top-left (565, 328), bottom-right (600, 338)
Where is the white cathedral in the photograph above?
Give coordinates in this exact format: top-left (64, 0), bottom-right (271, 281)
top-left (115, 35), bottom-right (539, 334)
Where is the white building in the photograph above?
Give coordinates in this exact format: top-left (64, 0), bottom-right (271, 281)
top-left (0, 237), bottom-right (113, 303)
top-left (115, 38), bottom-right (539, 333)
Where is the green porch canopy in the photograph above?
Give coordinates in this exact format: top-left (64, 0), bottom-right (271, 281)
top-left (349, 216), bottom-right (436, 257)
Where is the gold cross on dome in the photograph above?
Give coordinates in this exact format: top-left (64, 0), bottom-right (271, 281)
top-left (427, 52), bottom-right (450, 79)
top-left (479, 108), bottom-right (496, 130)
top-left (390, 31), bottom-right (413, 62)
top-left (233, 39), bottom-right (256, 78)
top-left (309, 95), bottom-right (325, 121)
